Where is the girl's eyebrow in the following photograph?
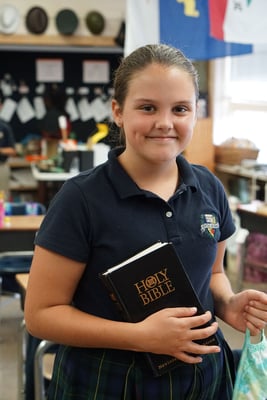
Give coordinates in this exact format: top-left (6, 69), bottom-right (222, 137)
top-left (133, 98), bottom-right (155, 103)
top-left (133, 98), bottom-right (194, 106)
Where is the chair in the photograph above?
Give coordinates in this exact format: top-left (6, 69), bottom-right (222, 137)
top-left (34, 340), bottom-right (56, 400)
top-left (0, 202), bottom-right (46, 398)
top-left (0, 201), bottom-right (46, 296)
top-left (0, 251), bottom-right (34, 303)
top-left (15, 273), bottom-right (57, 400)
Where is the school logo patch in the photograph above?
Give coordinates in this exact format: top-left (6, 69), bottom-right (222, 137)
top-left (200, 214), bottom-right (219, 240)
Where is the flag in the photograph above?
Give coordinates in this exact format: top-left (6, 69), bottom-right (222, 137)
top-left (124, 0), bottom-right (159, 55)
top-left (208, 0), bottom-right (227, 40)
top-left (209, 0), bottom-right (267, 44)
top-left (125, 0), bottom-right (252, 60)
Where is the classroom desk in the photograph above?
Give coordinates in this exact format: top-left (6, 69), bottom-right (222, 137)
top-left (31, 164), bottom-right (77, 182)
top-left (16, 272), bottom-right (29, 292)
top-left (238, 201), bottom-right (267, 235)
top-left (31, 164), bottom-right (77, 206)
top-left (31, 144), bottom-right (110, 206)
top-left (16, 273), bottom-right (29, 310)
top-left (0, 215), bottom-right (44, 252)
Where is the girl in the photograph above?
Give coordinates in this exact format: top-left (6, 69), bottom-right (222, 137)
top-left (25, 44), bottom-right (267, 399)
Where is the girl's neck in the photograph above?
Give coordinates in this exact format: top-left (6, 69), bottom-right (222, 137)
top-left (118, 152), bottom-right (179, 201)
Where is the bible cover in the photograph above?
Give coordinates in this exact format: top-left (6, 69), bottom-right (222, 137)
top-left (100, 242), bottom-right (218, 376)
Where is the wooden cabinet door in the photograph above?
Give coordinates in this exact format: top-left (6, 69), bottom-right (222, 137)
top-left (183, 118), bottom-right (214, 172)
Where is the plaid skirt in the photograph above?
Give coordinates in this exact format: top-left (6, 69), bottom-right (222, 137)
top-left (47, 334), bottom-right (236, 400)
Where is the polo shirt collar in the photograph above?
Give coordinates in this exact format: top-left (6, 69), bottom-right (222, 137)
top-left (107, 147), bottom-right (198, 199)
top-left (107, 147), bottom-right (140, 198)
top-left (176, 155), bottom-right (198, 192)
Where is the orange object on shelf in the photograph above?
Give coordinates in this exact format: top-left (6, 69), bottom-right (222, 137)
top-left (25, 154), bottom-right (47, 162)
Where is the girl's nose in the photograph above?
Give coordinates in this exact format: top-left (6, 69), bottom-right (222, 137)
top-left (154, 112), bottom-right (173, 131)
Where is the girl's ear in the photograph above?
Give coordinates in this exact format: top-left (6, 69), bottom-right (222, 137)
top-left (111, 99), bottom-right (122, 127)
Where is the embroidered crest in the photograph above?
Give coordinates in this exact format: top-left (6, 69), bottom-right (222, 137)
top-left (200, 214), bottom-right (219, 239)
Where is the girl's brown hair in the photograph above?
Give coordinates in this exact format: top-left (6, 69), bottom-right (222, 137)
top-left (113, 44), bottom-right (199, 109)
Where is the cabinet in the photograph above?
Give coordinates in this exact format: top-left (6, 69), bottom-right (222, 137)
top-left (183, 60), bottom-right (214, 172)
top-left (183, 117), bottom-right (214, 172)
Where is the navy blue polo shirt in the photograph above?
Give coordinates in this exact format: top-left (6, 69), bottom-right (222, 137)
top-left (35, 147), bottom-right (235, 320)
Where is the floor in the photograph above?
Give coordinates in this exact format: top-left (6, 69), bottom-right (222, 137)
top-left (0, 259), bottom-right (266, 400)
top-left (0, 294), bottom-right (24, 400)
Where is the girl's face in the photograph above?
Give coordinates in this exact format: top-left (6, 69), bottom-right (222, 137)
top-left (112, 63), bottom-right (197, 165)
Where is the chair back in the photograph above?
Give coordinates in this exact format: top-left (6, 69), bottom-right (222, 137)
top-left (4, 202), bottom-right (46, 216)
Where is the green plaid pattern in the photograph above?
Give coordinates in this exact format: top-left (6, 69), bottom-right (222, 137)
top-left (47, 338), bottom-right (235, 399)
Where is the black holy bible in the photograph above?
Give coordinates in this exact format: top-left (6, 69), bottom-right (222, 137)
top-left (100, 242), bottom-right (218, 377)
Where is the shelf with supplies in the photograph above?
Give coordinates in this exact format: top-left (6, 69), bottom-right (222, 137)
top-left (8, 157), bottom-right (38, 201)
top-left (215, 163), bottom-right (267, 183)
top-left (0, 34), bottom-right (122, 53)
top-left (215, 163), bottom-right (267, 203)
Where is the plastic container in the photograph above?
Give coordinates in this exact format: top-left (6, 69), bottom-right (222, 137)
top-left (0, 191), bottom-right (5, 227)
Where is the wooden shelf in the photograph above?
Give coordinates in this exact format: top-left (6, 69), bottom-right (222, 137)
top-left (8, 157), bottom-right (31, 169)
top-left (0, 35), bottom-right (123, 54)
top-left (0, 34), bottom-right (117, 47)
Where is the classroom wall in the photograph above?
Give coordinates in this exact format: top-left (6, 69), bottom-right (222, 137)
top-left (0, 1), bottom-right (125, 144)
top-left (0, 0), bottom-right (125, 37)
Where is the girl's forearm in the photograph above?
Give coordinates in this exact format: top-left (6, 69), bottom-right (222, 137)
top-left (25, 305), bottom-right (141, 351)
top-left (210, 271), bottom-right (235, 322)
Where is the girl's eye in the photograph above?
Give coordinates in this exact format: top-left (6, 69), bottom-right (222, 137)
top-left (173, 105), bottom-right (187, 113)
top-left (140, 104), bottom-right (155, 112)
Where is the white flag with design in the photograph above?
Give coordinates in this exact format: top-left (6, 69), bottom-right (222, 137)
top-left (124, 0), bottom-right (159, 56)
top-left (223, 0), bottom-right (267, 44)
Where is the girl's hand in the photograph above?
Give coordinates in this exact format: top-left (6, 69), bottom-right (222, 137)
top-left (136, 307), bottom-right (220, 364)
top-left (225, 290), bottom-right (267, 335)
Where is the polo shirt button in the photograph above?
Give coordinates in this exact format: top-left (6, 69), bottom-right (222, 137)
top-left (166, 211), bottom-right (173, 218)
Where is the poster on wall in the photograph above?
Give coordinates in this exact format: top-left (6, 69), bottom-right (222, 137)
top-left (36, 59), bottom-right (64, 82)
top-left (82, 60), bottom-right (110, 83)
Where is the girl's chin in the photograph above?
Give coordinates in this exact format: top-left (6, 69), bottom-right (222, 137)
top-left (147, 149), bottom-right (180, 163)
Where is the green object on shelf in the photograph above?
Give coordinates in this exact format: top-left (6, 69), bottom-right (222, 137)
top-left (85, 11), bottom-right (105, 35)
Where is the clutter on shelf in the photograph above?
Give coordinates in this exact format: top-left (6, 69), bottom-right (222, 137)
top-left (215, 137), bottom-right (259, 165)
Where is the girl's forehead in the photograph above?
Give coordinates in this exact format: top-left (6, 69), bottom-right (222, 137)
top-left (128, 64), bottom-right (194, 91)
top-left (123, 64), bottom-right (197, 106)
top-left (134, 62), bottom-right (178, 74)
top-left (130, 63), bottom-right (189, 83)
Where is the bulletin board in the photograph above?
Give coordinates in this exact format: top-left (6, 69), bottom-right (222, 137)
top-left (0, 48), bottom-right (123, 144)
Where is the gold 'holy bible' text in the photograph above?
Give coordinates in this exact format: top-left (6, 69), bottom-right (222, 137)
top-left (134, 268), bottom-right (175, 305)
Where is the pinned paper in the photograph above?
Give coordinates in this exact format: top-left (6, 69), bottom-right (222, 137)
top-left (77, 98), bottom-right (94, 121)
top-left (16, 97), bottom-right (35, 123)
top-left (35, 83), bottom-right (46, 95)
top-left (90, 97), bottom-right (110, 122)
top-left (0, 80), bottom-right (13, 97)
top-left (33, 96), bottom-right (46, 119)
top-left (83, 60), bottom-right (109, 83)
top-left (0, 98), bottom-right (17, 122)
top-left (36, 59), bottom-right (64, 82)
